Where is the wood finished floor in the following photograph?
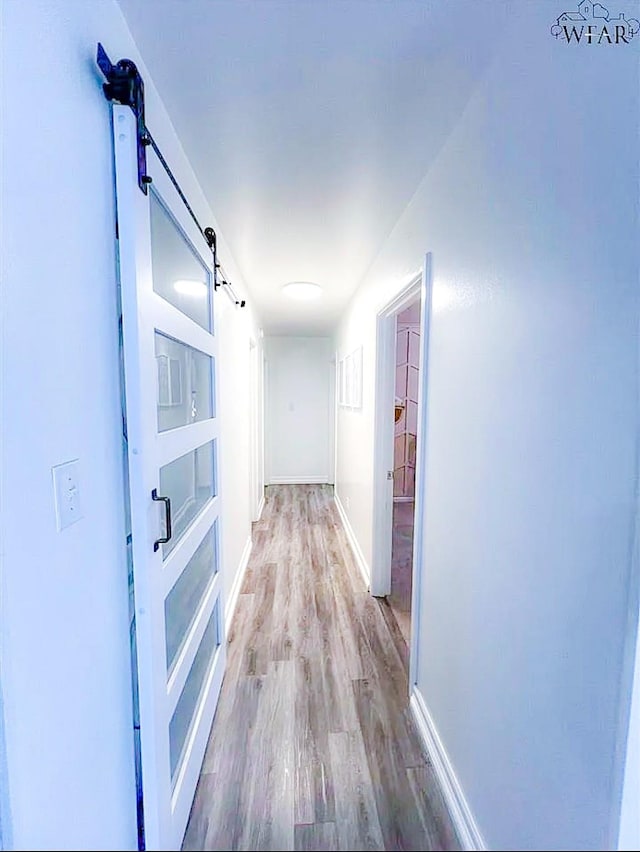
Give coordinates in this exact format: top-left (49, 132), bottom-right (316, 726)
top-left (183, 485), bottom-right (459, 851)
top-left (390, 500), bottom-right (415, 646)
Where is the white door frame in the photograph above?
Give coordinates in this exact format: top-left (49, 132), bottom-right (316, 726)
top-left (371, 253), bottom-right (433, 686)
top-left (333, 348), bottom-right (340, 488)
top-left (249, 337), bottom-right (264, 519)
top-left (263, 353), bottom-right (271, 485)
top-left (328, 353), bottom-right (336, 485)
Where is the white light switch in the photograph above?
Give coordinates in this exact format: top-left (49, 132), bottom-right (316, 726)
top-left (52, 459), bottom-right (83, 530)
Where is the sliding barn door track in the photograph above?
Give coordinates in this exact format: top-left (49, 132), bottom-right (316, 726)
top-left (96, 43), bottom-right (245, 307)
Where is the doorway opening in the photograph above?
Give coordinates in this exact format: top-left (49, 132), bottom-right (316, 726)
top-left (371, 254), bottom-right (432, 686)
top-left (389, 300), bottom-right (421, 646)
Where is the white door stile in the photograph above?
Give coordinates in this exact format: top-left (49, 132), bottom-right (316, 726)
top-left (114, 106), bottom-right (171, 850)
top-left (112, 105), bottom-right (226, 850)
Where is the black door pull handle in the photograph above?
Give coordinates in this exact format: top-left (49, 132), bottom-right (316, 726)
top-left (152, 488), bottom-right (172, 552)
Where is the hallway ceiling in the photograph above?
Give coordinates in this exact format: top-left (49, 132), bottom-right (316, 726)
top-left (117, 0), bottom-right (502, 335)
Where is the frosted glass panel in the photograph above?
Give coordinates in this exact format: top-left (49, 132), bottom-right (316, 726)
top-left (169, 602), bottom-right (220, 782)
top-left (150, 191), bottom-right (212, 332)
top-left (165, 522), bottom-right (218, 673)
top-left (159, 441), bottom-right (217, 559)
top-left (155, 333), bottom-right (214, 432)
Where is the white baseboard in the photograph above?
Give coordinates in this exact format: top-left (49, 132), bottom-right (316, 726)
top-left (333, 492), bottom-right (371, 590)
top-left (410, 687), bottom-right (486, 851)
top-left (269, 475), bottom-right (329, 484)
top-left (255, 494), bottom-right (265, 521)
top-left (225, 534), bottom-right (252, 633)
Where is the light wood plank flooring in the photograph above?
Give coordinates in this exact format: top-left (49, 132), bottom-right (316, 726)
top-left (183, 485), bottom-right (459, 851)
top-left (390, 500), bottom-right (415, 646)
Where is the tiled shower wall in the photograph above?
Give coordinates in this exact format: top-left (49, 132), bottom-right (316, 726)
top-left (394, 302), bottom-right (420, 499)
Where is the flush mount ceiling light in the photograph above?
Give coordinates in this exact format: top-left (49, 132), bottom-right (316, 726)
top-left (282, 281), bottom-right (322, 301)
top-left (173, 279), bottom-right (207, 297)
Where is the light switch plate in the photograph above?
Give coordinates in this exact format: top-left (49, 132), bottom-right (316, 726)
top-left (52, 459), bottom-right (83, 530)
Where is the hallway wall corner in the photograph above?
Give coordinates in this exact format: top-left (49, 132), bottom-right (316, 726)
top-left (333, 492), bottom-right (370, 591)
top-left (225, 534), bottom-right (253, 634)
top-left (409, 687), bottom-right (485, 852)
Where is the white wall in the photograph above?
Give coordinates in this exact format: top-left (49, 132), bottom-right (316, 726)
top-left (0, 687), bottom-right (7, 850)
top-left (248, 336), bottom-right (266, 519)
top-left (335, 3), bottom-right (640, 850)
top-left (265, 337), bottom-right (333, 484)
top-left (0, 1), bottom-right (259, 848)
top-left (619, 585), bottom-right (640, 850)
top-left (217, 299), bottom-right (262, 615)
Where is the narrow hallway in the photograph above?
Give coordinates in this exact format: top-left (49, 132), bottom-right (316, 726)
top-left (183, 485), bottom-right (458, 851)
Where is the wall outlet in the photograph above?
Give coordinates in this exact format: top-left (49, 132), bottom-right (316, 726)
top-left (52, 459), bottom-right (83, 531)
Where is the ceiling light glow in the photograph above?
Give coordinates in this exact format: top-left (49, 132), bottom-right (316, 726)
top-left (282, 281), bottom-right (322, 301)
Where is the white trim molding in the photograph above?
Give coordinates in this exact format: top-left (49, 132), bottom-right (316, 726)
top-left (269, 475), bottom-right (329, 485)
top-left (224, 534), bottom-right (252, 633)
top-left (408, 253), bottom-right (433, 688)
top-left (333, 492), bottom-right (370, 590)
top-left (256, 494), bottom-right (265, 522)
top-left (410, 687), bottom-right (486, 851)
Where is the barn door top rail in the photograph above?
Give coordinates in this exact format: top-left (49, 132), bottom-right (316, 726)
top-left (96, 43), bottom-right (245, 308)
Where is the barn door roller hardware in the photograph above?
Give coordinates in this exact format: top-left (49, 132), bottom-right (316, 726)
top-left (96, 43), bottom-right (246, 308)
top-left (204, 227), bottom-right (245, 306)
top-left (97, 43), bottom-right (149, 194)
